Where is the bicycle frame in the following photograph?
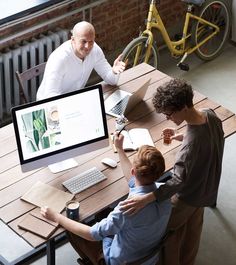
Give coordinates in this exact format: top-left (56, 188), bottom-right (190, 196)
top-left (137, 0), bottom-right (220, 64)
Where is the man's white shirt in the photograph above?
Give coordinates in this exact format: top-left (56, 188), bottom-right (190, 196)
top-left (36, 40), bottom-right (118, 100)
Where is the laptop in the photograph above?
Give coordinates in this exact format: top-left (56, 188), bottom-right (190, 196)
top-left (105, 78), bottom-right (151, 118)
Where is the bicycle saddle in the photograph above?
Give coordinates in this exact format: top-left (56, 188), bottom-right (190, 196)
top-left (181, 0), bottom-right (205, 6)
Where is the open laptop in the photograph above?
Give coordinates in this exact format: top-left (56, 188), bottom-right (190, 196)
top-left (105, 78), bottom-right (151, 118)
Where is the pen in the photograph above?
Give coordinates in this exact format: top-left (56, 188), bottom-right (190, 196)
top-left (110, 133), bottom-right (117, 153)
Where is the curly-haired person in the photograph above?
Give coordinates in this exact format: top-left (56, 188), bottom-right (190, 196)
top-left (120, 78), bottom-right (225, 265)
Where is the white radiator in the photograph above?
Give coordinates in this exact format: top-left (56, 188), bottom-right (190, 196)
top-left (0, 29), bottom-right (69, 126)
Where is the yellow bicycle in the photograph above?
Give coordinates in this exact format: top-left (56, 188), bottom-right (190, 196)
top-left (122, 0), bottom-right (231, 71)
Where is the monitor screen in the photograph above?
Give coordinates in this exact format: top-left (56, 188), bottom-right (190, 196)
top-left (11, 84), bottom-right (109, 173)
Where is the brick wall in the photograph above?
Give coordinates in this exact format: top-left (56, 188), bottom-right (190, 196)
top-left (0, 0), bottom-right (186, 127)
top-left (0, 0), bottom-right (185, 54)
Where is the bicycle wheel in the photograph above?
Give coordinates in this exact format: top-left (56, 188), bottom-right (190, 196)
top-left (191, 0), bottom-right (231, 61)
top-left (122, 36), bottom-right (159, 69)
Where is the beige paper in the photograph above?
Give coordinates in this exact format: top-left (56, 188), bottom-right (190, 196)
top-left (21, 181), bottom-right (74, 213)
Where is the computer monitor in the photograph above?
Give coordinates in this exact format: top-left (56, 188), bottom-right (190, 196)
top-left (11, 84), bottom-right (109, 173)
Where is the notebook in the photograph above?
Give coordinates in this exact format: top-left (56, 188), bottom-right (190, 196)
top-left (21, 181), bottom-right (74, 213)
top-left (105, 78), bottom-right (151, 118)
top-left (110, 128), bottom-right (155, 152)
top-left (18, 211), bottom-right (59, 239)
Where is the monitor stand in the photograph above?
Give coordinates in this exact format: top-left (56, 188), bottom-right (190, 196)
top-left (48, 158), bottom-right (78, 173)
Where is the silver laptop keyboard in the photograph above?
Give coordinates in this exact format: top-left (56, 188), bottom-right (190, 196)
top-left (110, 95), bottom-right (130, 116)
top-left (62, 167), bottom-right (107, 194)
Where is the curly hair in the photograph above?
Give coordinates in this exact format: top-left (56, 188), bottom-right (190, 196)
top-left (152, 78), bottom-right (194, 113)
top-left (133, 145), bottom-right (165, 184)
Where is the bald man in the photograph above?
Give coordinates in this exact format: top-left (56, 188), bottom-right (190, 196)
top-left (36, 21), bottom-right (125, 100)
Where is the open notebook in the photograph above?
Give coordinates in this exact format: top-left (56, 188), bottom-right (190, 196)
top-left (105, 78), bottom-right (151, 118)
top-left (110, 128), bottom-right (155, 152)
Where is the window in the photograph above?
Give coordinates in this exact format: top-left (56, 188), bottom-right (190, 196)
top-left (0, 0), bottom-right (65, 25)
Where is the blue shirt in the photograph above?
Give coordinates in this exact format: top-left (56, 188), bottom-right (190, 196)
top-left (91, 177), bottom-right (171, 265)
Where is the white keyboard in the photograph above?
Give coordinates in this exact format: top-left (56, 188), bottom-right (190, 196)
top-left (62, 167), bottom-right (107, 194)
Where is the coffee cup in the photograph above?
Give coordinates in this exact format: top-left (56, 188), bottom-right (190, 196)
top-left (66, 200), bottom-right (80, 220)
top-left (162, 129), bottom-right (175, 145)
top-left (50, 108), bottom-right (59, 122)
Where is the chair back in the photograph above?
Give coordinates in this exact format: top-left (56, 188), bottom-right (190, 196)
top-left (15, 62), bottom-right (46, 104)
top-left (125, 231), bottom-right (172, 265)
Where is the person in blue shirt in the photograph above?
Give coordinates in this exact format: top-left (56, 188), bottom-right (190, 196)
top-left (41, 133), bottom-right (171, 265)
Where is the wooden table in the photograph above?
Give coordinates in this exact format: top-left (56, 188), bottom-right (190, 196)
top-left (0, 63), bottom-right (236, 264)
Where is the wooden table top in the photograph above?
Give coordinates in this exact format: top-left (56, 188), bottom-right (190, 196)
top-left (0, 63), bottom-right (236, 248)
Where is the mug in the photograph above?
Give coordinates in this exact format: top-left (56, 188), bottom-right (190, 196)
top-left (66, 200), bottom-right (80, 220)
top-left (162, 129), bottom-right (175, 145)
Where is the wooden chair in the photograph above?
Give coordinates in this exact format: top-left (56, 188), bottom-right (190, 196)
top-left (15, 62), bottom-right (46, 104)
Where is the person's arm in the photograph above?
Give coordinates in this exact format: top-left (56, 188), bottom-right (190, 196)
top-left (119, 192), bottom-right (156, 215)
top-left (91, 206), bottom-right (125, 240)
top-left (119, 157), bottom-right (186, 215)
top-left (112, 54), bottom-right (126, 74)
top-left (113, 131), bottom-right (157, 214)
top-left (120, 131), bottom-right (198, 215)
top-left (162, 127), bottom-right (184, 142)
top-left (121, 161), bottom-right (185, 209)
top-left (119, 171), bottom-right (183, 215)
top-left (113, 132), bottom-right (132, 182)
top-left (40, 206), bottom-right (95, 241)
top-left (93, 44), bottom-right (125, 85)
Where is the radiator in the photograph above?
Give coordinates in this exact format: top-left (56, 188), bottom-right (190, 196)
top-left (0, 29), bottom-right (69, 126)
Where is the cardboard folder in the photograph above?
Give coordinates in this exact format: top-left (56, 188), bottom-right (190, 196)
top-left (18, 211), bottom-right (59, 239)
top-left (21, 181), bottom-right (74, 213)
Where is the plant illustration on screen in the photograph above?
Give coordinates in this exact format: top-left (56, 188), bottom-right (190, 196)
top-left (21, 108), bottom-right (62, 153)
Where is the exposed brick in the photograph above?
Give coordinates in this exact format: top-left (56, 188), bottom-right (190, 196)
top-left (0, 0), bottom-right (184, 52)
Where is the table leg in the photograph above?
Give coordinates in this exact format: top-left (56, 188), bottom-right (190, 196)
top-left (46, 239), bottom-right (55, 265)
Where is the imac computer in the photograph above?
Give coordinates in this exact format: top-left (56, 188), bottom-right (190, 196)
top-left (11, 84), bottom-right (109, 173)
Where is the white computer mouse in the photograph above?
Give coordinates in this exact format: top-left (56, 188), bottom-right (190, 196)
top-left (101, 158), bottom-right (117, 168)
